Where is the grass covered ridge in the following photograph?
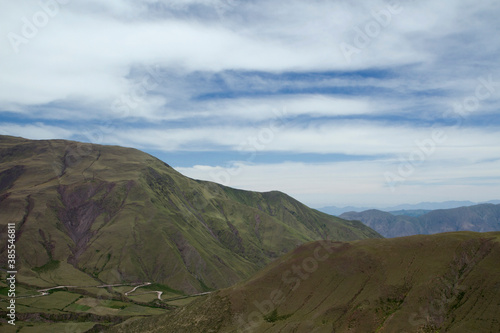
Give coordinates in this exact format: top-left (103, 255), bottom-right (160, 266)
top-left (110, 232), bottom-right (500, 333)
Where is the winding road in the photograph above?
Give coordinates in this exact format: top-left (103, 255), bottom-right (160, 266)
top-left (13, 282), bottom-right (211, 301)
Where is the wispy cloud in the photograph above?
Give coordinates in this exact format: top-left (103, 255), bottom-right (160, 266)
top-left (1, 0), bottom-right (499, 206)
top-left (176, 158), bottom-right (500, 208)
top-left (0, 122), bottom-right (74, 140)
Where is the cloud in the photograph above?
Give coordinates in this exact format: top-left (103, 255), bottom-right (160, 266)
top-left (1, 0), bottom-right (499, 206)
top-left (1, 0), bottom-right (498, 117)
top-left (4, 116), bottom-right (498, 160)
top-left (0, 0), bottom-right (453, 108)
top-left (0, 123), bottom-right (74, 140)
top-left (175, 157), bottom-right (500, 207)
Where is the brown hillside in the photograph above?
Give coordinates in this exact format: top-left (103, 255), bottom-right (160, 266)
top-left (111, 231), bottom-right (500, 332)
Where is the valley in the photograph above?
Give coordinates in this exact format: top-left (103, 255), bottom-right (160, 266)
top-left (110, 231), bottom-right (500, 332)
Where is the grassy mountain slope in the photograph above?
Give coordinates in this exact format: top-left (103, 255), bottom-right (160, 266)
top-left (111, 231), bottom-right (500, 332)
top-left (341, 204), bottom-right (500, 238)
top-left (0, 135), bottom-right (380, 294)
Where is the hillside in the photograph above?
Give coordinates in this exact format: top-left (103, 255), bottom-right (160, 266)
top-left (341, 204), bottom-right (500, 238)
top-left (110, 231), bottom-right (500, 333)
top-left (0, 135), bottom-right (380, 295)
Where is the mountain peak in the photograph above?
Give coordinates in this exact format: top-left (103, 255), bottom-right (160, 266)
top-left (0, 136), bottom-right (380, 294)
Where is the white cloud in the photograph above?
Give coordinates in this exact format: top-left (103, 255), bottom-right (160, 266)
top-left (1, 0), bottom-right (498, 122)
top-left (191, 95), bottom-right (373, 121)
top-left (97, 121), bottom-right (500, 161)
top-left (175, 157), bottom-right (500, 208)
top-left (1, 0), bottom-right (499, 207)
top-left (0, 123), bottom-right (74, 140)
top-left (0, 0), bottom-right (474, 109)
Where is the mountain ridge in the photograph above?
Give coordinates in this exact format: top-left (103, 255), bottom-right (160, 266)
top-left (340, 203), bottom-right (500, 238)
top-left (0, 135), bottom-right (380, 294)
top-left (319, 200), bottom-right (500, 216)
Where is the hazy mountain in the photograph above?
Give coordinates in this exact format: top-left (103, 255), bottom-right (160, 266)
top-left (0, 135), bottom-right (380, 294)
top-left (318, 200), bottom-right (500, 216)
top-left (419, 204), bottom-right (500, 234)
top-left (387, 200), bottom-right (478, 211)
top-left (388, 209), bottom-right (431, 217)
top-left (110, 232), bottom-right (500, 332)
top-left (340, 209), bottom-right (420, 238)
top-left (340, 204), bottom-right (500, 238)
top-left (315, 205), bottom-right (373, 216)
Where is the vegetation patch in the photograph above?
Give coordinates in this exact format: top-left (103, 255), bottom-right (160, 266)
top-left (142, 283), bottom-right (185, 295)
top-left (0, 287), bottom-right (9, 296)
top-left (33, 260), bottom-right (60, 273)
top-left (263, 309), bottom-right (293, 323)
top-left (74, 304), bottom-right (91, 311)
top-left (450, 291), bottom-right (466, 310)
top-left (198, 279), bottom-right (214, 292)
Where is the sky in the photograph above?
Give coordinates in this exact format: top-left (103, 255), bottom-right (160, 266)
top-left (1, 0), bottom-right (499, 208)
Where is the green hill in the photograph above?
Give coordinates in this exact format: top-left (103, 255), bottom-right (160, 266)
top-left (0, 135), bottom-right (380, 294)
top-left (111, 231), bottom-right (500, 332)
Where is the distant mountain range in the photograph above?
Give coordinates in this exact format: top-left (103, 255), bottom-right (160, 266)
top-left (340, 204), bottom-right (500, 238)
top-left (0, 135), bottom-right (379, 295)
top-left (318, 200), bottom-right (500, 216)
top-left (110, 232), bottom-right (500, 332)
